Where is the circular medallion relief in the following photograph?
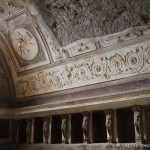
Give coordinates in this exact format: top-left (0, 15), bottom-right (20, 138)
top-left (92, 62), bottom-right (104, 76)
top-left (126, 53), bottom-right (141, 69)
top-left (12, 28), bottom-right (39, 61)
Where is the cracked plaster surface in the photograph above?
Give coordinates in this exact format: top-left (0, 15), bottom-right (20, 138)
top-left (31, 0), bottom-right (150, 46)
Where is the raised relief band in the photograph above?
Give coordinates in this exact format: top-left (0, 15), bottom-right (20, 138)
top-left (16, 40), bottom-right (150, 98)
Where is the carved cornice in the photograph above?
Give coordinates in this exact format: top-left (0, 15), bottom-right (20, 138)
top-left (14, 89), bottom-right (150, 119)
top-left (0, 89), bottom-right (150, 119)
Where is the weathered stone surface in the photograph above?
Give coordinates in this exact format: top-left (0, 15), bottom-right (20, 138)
top-left (32, 0), bottom-right (150, 46)
top-left (16, 143), bottom-right (150, 150)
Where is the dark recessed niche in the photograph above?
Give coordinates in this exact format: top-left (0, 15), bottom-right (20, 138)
top-left (92, 111), bottom-right (107, 143)
top-left (117, 108), bottom-right (135, 143)
top-left (18, 119), bottom-right (27, 144)
top-left (71, 113), bottom-right (83, 143)
top-left (0, 120), bottom-right (10, 139)
top-left (34, 117), bottom-right (43, 144)
top-left (51, 115), bottom-right (61, 144)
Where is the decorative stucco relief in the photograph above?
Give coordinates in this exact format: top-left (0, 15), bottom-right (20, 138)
top-left (0, 1), bottom-right (62, 66)
top-left (10, 25), bottom-right (50, 72)
top-left (10, 25), bottom-right (51, 70)
top-left (0, 0), bottom-right (24, 18)
top-left (16, 40), bottom-right (150, 98)
top-left (39, 24), bottom-right (62, 62)
top-left (1, 2), bottom-right (150, 100)
top-left (61, 26), bottom-right (150, 58)
top-left (5, 10), bottom-right (51, 72)
top-left (12, 27), bottom-right (40, 62)
top-left (1, 1), bottom-right (150, 74)
top-left (0, 2), bottom-right (52, 73)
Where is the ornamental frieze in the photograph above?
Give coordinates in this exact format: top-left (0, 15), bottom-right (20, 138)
top-left (16, 40), bottom-right (150, 98)
top-left (60, 27), bottom-right (150, 58)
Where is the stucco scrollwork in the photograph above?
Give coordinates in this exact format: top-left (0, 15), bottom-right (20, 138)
top-left (91, 62), bottom-right (105, 76)
top-left (49, 40), bottom-right (62, 60)
top-left (17, 80), bottom-right (29, 97)
top-left (29, 77), bottom-right (40, 93)
top-left (146, 46), bottom-right (150, 64)
top-left (77, 64), bottom-right (91, 80)
top-left (38, 71), bottom-right (50, 91)
top-left (126, 49), bottom-right (144, 72)
top-left (52, 75), bottom-right (62, 88)
top-left (16, 41), bottom-right (150, 98)
top-left (63, 66), bottom-right (74, 85)
top-left (109, 54), bottom-right (124, 74)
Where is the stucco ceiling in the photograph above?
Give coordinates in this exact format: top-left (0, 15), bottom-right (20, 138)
top-left (0, 0), bottom-right (150, 101)
top-left (32, 0), bottom-right (150, 46)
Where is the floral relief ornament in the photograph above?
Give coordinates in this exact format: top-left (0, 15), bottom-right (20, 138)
top-left (16, 42), bottom-right (150, 98)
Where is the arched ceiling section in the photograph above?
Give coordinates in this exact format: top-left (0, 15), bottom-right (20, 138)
top-left (0, 0), bottom-right (150, 102)
top-left (0, 0), bottom-right (65, 101)
top-left (33, 0), bottom-right (150, 46)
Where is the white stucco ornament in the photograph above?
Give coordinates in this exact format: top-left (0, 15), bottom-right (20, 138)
top-left (27, 4), bottom-right (38, 16)
top-left (12, 28), bottom-right (39, 61)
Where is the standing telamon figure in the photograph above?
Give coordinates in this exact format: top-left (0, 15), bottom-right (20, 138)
top-left (61, 115), bottom-right (69, 144)
top-left (132, 106), bottom-right (144, 143)
top-left (82, 112), bottom-right (90, 143)
top-left (105, 110), bottom-right (114, 143)
top-left (43, 117), bottom-right (50, 144)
